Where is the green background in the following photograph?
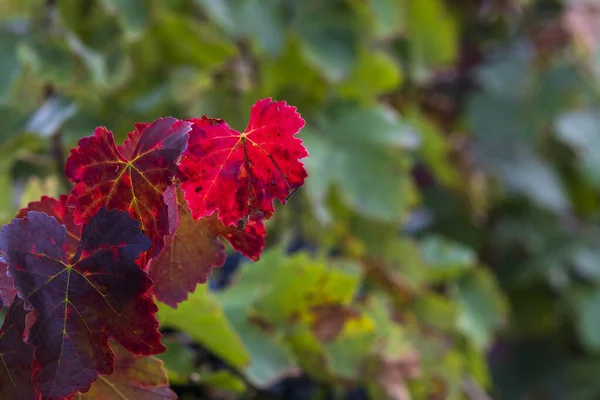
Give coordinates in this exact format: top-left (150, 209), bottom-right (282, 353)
top-left (2, 0), bottom-right (600, 398)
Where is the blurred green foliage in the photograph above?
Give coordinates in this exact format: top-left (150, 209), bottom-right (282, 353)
top-left (4, 0), bottom-right (600, 398)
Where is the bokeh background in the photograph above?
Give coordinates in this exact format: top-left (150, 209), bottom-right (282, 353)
top-left (3, 0), bottom-right (600, 399)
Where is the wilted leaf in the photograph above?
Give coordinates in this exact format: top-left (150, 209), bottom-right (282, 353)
top-left (377, 349), bottom-right (422, 400)
top-left (149, 187), bottom-right (266, 307)
top-left (76, 342), bottom-right (176, 399)
top-left (310, 303), bottom-right (361, 342)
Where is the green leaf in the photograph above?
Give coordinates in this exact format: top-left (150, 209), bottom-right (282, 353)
top-left (368, 0), bottom-right (405, 38)
top-left (420, 235), bottom-right (476, 282)
top-left (304, 103), bottom-right (419, 222)
top-left (0, 106), bottom-right (27, 144)
top-left (323, 314), bottom-right (377, 379)
top-left (155, 10), bottom-right (237, 69)
top-left (407, 0), bottom-right (458, 75)
top-left (490, 145), bottom-right (569, 212)
top-left (155, 338), bottom-right (196, 384)
top-left (414, 293), bottom-right (458, 331)
top-left (408, 110), bottom-right (461, 189)
top-left (337, 49), bottom-right (402, 101)
top-left (252, 254), bottom-right (362, 324)
top-left (555, 109), bottom-right (600, 188)
top-left (259, 38), bottom-right (326, 114)
top-left (64, 32), bottom-right (131, 92)
top-left (570, 287), bottom-right (600, 352)
top-left (217, 286), bottom-right (299, 387)
top-left (100, 0), bottom-right (149, 40)
top-left (295, 1), bottom-right (360, 81)
top-left (196, 0), bottom-right (285, 55)
top-left (19, 176), bottom-right (59, 208)
top-left (198, 370), bottom-right (246, 394)
top-left (0, 28), bottom-right (21, 103)
top-left (467, 93), bottom-right (536, 146)
top-left (20, 39), bottom-right (76, 88)
top-left (0, 172), bottom-right (14, 224)
top-left (453, 269), bottom-right (507, 348)
top-left (475, 47), bottom-right (531, 98)
top-left (157, 285), bottom-right (250, 369)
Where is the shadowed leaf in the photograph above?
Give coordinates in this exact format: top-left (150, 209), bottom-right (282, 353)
top-left (149, 187), bottom-right (266, 307)
top-left (0, 208), bottom-right (165, 400)
top-left (0, 297), bottom-right (36, 400)
top-left (75, 342), bottom-right (176, 400)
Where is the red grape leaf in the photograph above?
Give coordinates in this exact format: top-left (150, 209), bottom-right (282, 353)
top-left (65, 117), bottom-right (191, 257)
top-left (0, 261), bottom-right (17, 308)
top-left (179, 98), bottom-right (308, 227)
top-left (0, 208), bottom-right (165, 400)
top-left (1, 195), bottom-right (80, 308)
top-left (149, 187), bottom-right (266, 308)
top-left (118, 123), bottom-right (151, 159)
top-left (75, 342), bottom-right (176, 400)
top-left (0, 297), bottom-right (36, 400)
top-left (17, 194), bottom-right (81, 257)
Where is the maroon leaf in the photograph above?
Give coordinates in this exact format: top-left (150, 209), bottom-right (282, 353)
top-left (65, 117), bottom-right (191, 258)
top-left (16, 194), bottom-right (81, 257)
top-left (0, 261), bottom-right (17, 308)
top-left (149, 187), bottom-right (266, 307)
top-left (0, 208), bottom-right (165, 400)
top-left (0, 297), bottom-right (36, 400)
top-left (0, 195), bottom-right (82, 308)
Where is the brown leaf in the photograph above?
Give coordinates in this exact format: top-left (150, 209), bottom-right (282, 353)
top-left (310, 303), bottom-right (361, 342)
top-left (378, 349), bottom-right (422, 400)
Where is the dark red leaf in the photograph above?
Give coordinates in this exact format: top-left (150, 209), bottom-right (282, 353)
top-left (149, 187), bottom-right (266, 307)
top-left (0, 261), bottom-right (17, 308)
top-left (118, 123), bottom-right (151, 159)
top-left (179, 98), bottom-right (308, 227)
top-left (0, 297), bottom-right (36, 400)
top-left (17, 194), bottom-right (81, 257)
top-left (1, 195), bottom-right (80, 308)
top-left (0, 208), bottom-right (165, 400)
top-left (75, 342), bottom-right (176, 400)
top-left (65, 117), bottom-right (191, 257)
